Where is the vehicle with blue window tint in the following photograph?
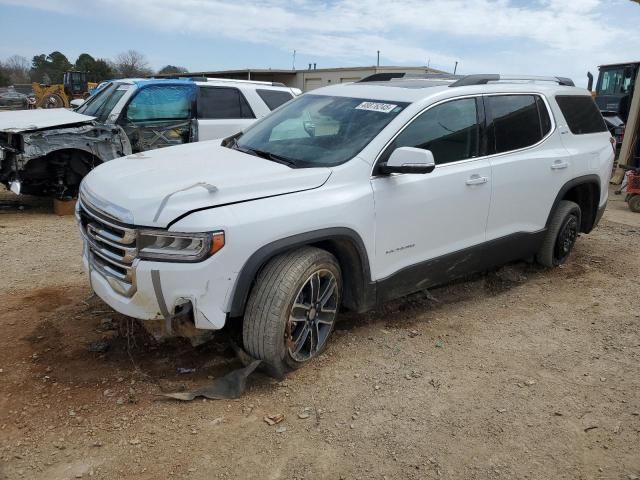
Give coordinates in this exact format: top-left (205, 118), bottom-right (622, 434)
top-left (0, 78), bottom-right (299, 198)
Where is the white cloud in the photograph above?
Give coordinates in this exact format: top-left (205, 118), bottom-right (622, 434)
top-left (1, 0), bottom-right (638, 84)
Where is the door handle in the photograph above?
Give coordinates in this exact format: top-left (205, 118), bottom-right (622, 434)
top-left (465, 175), bottom-right (488, 186)
top-left (551, 161), bottom-right (569, 170)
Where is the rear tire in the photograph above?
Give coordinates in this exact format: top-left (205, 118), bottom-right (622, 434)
top-left (536, 200), bottom-right (581, 267)
top-left (242, 247), bottom-right (341, 377)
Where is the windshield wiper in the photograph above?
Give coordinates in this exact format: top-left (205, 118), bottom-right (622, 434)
top-left (238, 145), bottom-right (297, 167)
top-left (226, 137), bottom-right (298, 167)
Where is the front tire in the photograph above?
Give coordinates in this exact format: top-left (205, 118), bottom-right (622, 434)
top-left (536, 200), bottom-right (581, 267)
top-left (242, 247), bottom-right (341, 377)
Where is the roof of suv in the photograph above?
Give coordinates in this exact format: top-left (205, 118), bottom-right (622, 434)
top-left (110, 77), bottom-right (295, 92)
top-left (309, 75), bottom-right (589, 103)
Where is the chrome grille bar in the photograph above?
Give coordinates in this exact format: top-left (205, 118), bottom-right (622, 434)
top-left (78, 196), bottom-right (138, 296)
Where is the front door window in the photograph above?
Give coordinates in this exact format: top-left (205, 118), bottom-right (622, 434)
top-left (121, 84), bottom-right (195, 152)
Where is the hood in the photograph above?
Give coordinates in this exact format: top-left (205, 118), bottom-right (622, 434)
top-left (82, 141), bottom-right (332, 227)
top-left (0, 109), bottom-right (95, 133)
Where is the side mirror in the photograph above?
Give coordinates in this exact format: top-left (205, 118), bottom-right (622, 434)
top-left (70, 98), bottom-right (85, 109)
top-left (587, 72), bottom-right (593, 92)
top-left (379, 147), bottom-right (436, 175)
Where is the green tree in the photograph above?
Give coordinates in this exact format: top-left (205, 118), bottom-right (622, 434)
top-left (75, 53), bottom-right (96, 73)
top-left (30, 51), bottom-right (72, 84)
top-left (47, 51), bottom-right (72, 83)
top-left (92, 59), bottom-right (114, 82)
top-left (30, 54), bottom-right (47, 82)
top-left (157, 65), bottom-right (188, 75)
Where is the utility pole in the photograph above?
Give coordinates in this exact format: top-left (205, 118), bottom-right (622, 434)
top-left (292, 50), bottom-right (296, 70)
top-left (454, 61), bottom-right (458, 75)
top-left (377, 50), bottom-right (380, 67)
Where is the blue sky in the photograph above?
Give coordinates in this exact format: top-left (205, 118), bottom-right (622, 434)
top-left (1, 0), bottom-right (639, 86)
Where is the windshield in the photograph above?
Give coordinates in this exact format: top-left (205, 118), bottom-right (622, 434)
top-left (234, 94), bottom-right (409, 167)
top-left (76, 82), bottom-right (130, 122)
top-left (597, 67), bottom-right (636, 96)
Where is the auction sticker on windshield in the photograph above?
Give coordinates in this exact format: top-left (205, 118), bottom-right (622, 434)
top-left (355, 102), bottom-right (398, 113)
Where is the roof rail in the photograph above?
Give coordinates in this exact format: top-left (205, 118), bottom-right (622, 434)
top-left (157, 76), bottom-right (289, 87)
top-left (449, 74), bottom-right (575, 87)
top-left (203, 77), bottom-right (288, 87)
top-left (358, 72), bottom-right (462, 83)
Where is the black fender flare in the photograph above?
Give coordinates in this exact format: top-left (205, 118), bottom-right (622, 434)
top-left (545, 174), bottom-right (601, 232)
top-left (229, 227), bottom-right (373, 317)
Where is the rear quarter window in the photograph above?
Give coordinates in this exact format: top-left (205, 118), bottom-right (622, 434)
top-left (487, 94), bottom-right (547, 153)
top-left (555, 95), bottom-right (607, 134)
top-left (256, 89), bottom-right (294, 110)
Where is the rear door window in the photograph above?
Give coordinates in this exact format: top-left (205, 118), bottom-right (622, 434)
top-left (555, 95), bottom-right (607, 134)
top-left (256, 89), bottom-right (294, 110)
top-left (487, 95), bottom-right (547, 153)
top-left (197, 87), bottom-right (255, 119)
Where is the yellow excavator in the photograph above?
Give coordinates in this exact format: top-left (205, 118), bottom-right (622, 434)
top-left (32, 71), bottom-right (98, 108)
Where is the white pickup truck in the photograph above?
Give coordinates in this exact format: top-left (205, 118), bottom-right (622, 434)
top-left (0, 78), bottom-right (299, 197)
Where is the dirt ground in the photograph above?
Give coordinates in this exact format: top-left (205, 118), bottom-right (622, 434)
top-left (1, 188), bottom-right (639, 480)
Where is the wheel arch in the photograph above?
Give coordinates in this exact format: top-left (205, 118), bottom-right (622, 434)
top-left (229, 228), bottom-right (375, 318)
top-left (24, 146), bottom-right (105, 172)
top-left (546, 175), bottom-right (601, 234)
top-left (45, 147), bottom-right (103, 164)
top-left (20, 147), bottom-right (104, 196)
top-left (42, 147), bottom-right (104, 187)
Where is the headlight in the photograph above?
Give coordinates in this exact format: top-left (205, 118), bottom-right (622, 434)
top-left (137, 230), bottom-right (225, 262)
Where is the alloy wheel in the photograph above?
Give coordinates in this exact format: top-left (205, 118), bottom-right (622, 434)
top-left (286, 269), bottom-right (338, 362)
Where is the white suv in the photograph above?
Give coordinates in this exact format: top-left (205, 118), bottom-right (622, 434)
top-left (77, 74), bottom-right (614, 375)
top-left (0, 78), bottom-right (299, 197)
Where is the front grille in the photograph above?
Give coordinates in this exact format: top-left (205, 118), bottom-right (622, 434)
top-left (78, 196), bottom-right (138, 295)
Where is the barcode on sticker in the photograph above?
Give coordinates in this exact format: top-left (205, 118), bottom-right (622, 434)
top-left (355, 102), bottom-right (397, 113)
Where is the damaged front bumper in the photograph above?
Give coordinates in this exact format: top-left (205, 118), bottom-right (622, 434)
top-left (77, 197), bottom-right (233, 332)
top-left (82, 249), bottom-right (232, 330)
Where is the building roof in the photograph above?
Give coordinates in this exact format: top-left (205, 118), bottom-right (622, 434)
top-left (153, 65), bottom-right (444, 78)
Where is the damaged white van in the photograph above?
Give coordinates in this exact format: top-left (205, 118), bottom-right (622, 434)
top-left (0, 78), bottom-right (298, 197)
top-left (78, 74), bottom-right (613, 375)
